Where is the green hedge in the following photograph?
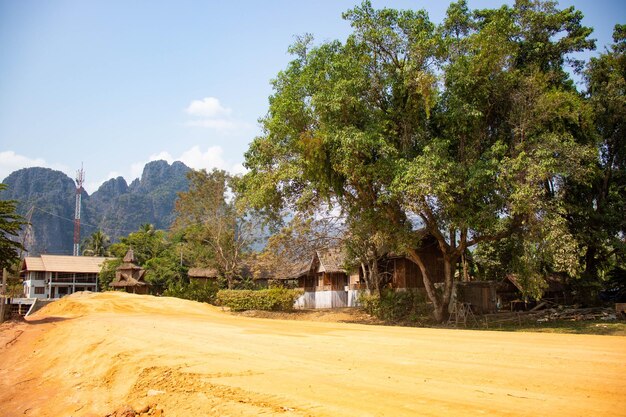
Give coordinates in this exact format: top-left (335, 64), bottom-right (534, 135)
top-left (360, 289), bottom-right (430, 322)
top-left (216, 288), bottom-right (304, 311)
top-left (164, 280), bottom-right (219, 304)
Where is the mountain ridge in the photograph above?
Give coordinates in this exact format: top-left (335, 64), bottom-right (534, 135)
top-left (0, 160), bottom-right (190, 255)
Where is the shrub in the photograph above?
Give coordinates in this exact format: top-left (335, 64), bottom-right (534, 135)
top-left (360, 289), bottom-right (430, 322)
top-left (164, 280), bottom-right (219, 304)
top-left (216, 288), bottom-right (304, 311)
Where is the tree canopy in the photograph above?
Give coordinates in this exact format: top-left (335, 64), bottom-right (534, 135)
top-left (242, 0), bottom-right (604, 321)
top-left (0, 184), bottom-right (27, 271)
top-left (174, 169), bottom-right (260, 289)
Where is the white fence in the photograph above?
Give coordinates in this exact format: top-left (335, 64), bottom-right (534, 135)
top-left (295, 289), bottom-right (363, 309)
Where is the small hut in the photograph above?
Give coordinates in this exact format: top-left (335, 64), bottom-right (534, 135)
top-left (188, 267), bottom-right (219, 285)
top-left (110, 249), bottom-right (149, 294)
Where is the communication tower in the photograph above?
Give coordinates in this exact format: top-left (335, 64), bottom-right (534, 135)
top-left (73, 165), bottom-right (85, 256)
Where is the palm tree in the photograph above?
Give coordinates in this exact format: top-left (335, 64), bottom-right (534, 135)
top-left (82, 230), bottom-right (111, 257)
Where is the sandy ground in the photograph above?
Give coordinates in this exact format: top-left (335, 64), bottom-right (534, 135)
top-left (0, 292), bottom-right (624, 417)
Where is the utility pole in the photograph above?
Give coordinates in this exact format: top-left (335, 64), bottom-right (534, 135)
top-left (73, 165), bottom-right (85, 256)
top-left (0, 268), bottom-right (7, 323)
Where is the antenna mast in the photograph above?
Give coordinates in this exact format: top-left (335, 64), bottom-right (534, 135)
top-left (73, 165), bottom-right (85, 256)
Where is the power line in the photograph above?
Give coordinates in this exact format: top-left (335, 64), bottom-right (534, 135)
top-left (31, 206), bottom-right (139, 235)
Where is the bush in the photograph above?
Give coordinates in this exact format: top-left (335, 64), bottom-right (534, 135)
top-left (164, 280), bottom-right (219, 304)
top-left (216, 288), bottom-right (304, 311)
top-left (360, 289), bottom-right (430, 322)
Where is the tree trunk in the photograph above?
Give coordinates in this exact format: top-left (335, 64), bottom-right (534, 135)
top-left (360, 262), bottom-right (371, 292)
top-left (440, 256), bottom-right (456, 321)
top-left (407, 249), bottom-right (443, 321)
top-left (371, 257), bottom-right (381, 296)
top-left (407, 249), bottom-right (457, 323)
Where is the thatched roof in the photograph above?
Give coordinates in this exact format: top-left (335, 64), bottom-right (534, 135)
top-left (273, 247), bottom-right (347, 280)
top-left (316, 247), bottom-right (347, 274)
top-left (123, 249), bottom-right (137, 263)
top-left (110, 270), bottom-right (148, 287)
top-left (188, 267), bottom-right (219, 278)
top-left (111, 249), bottom-right (148, 288)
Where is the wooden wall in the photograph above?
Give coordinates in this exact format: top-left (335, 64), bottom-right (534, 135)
top-left (390, 237), bottom-right (445, 289)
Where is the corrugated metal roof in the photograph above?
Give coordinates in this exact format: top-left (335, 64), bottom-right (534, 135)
top-left (23, 255), bottom-right (112, 273)
top-left (23, 257), bottom-right (45, 271)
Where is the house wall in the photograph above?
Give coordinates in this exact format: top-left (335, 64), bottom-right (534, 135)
top-left (295, 290), bottom-right (353, 309)
top-left (23, 271), bottom-right (47, 299)
top-left (391, 241), bottom-right (445, 289)
top-left (455, 282), bottom-right (498, 314)
top-left (23, 271), bottom-right (99, 299)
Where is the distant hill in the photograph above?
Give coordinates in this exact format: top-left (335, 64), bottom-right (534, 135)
top-left (0, 160), bottom-right (190, 255)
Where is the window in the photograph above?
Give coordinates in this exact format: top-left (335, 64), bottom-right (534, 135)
top-left (34, 287), bottom-right (45, 295)
top-left (31, 271), bottom-right (45, 280)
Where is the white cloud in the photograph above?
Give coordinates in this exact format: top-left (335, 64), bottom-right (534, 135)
top-left (179, 145), bottom-right (226, 170)
top-left (185, 97), bottom-right (231, 118)
top-left (231, 162), bottom-right (248, 176)
top-left (184, 96), bottom-right (252, 133)
top-left (0, 150), bottom-right (69, 182)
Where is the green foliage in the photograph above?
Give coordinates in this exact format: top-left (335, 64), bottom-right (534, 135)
top-left (164, 280), bottom-right (218, 304)
top-left (111, 224), bottom-right (170, 265)
top-left (174, 169), bottom-right (260, 289)
top-left (99, 258), bottom-right (122, 291)
top-left (216, 288), bottom-right (304, 312)
top-left (105, 224), bottom-right (185, 294)
top-left (82, 230), bottom-right (111, 257)
top-left (360, 289), bottom-right (430, 322)
top-left (143, 255), bottom-right (184, 295)
top-left (561, 24), bottom-right (626, 286)
top-left (0, 184), bottom-right (27, 270)
top-left (242, 0), bottom-right (599, 321)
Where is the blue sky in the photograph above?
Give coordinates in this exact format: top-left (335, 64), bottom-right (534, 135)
top-left (1, 0), bottom-right (624, 193)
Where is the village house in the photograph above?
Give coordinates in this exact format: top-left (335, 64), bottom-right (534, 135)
top-left (289, 235), bottom-right (446, 309)
top-left (498, 274), bottom-right (570, 310)
top-left (21, 255), bottom-right (110, 299)
top-left (188, 267), bottom-right (219, 285)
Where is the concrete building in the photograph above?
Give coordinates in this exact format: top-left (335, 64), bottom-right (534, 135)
top-left (21, 255), bottom-right (110, 299)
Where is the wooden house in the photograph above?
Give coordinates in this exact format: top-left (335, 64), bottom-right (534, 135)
top-left (289, 236), bottom-right (446, 309)
top-left (110, 250), bottom-right (149, 294)
top-left (188, 267), bottom-right (219, 285)
top-left (293, 248), bottom-right (359, 309)
top-left (498, 274), bottom-right (570, 310)
top-left (378, 235), bottom-right (446, 291)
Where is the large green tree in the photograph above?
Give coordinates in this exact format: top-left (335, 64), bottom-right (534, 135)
top-left (174, 169), bottom-right (259, 289)
top-left (105, 224), bottom-right (183, 294)
top-left (242, 1), bottom-right (596, 321)
top-left (0, 184), bottom-right (26, 271)
top-left (563, 24), bottom-right (626, 289)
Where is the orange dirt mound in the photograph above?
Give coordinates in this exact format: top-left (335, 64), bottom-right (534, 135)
top-left (1, 292), bottom-right (624, 417)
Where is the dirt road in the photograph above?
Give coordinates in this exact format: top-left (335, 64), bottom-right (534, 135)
top-left (1, 292), bottom-right (624, 417)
